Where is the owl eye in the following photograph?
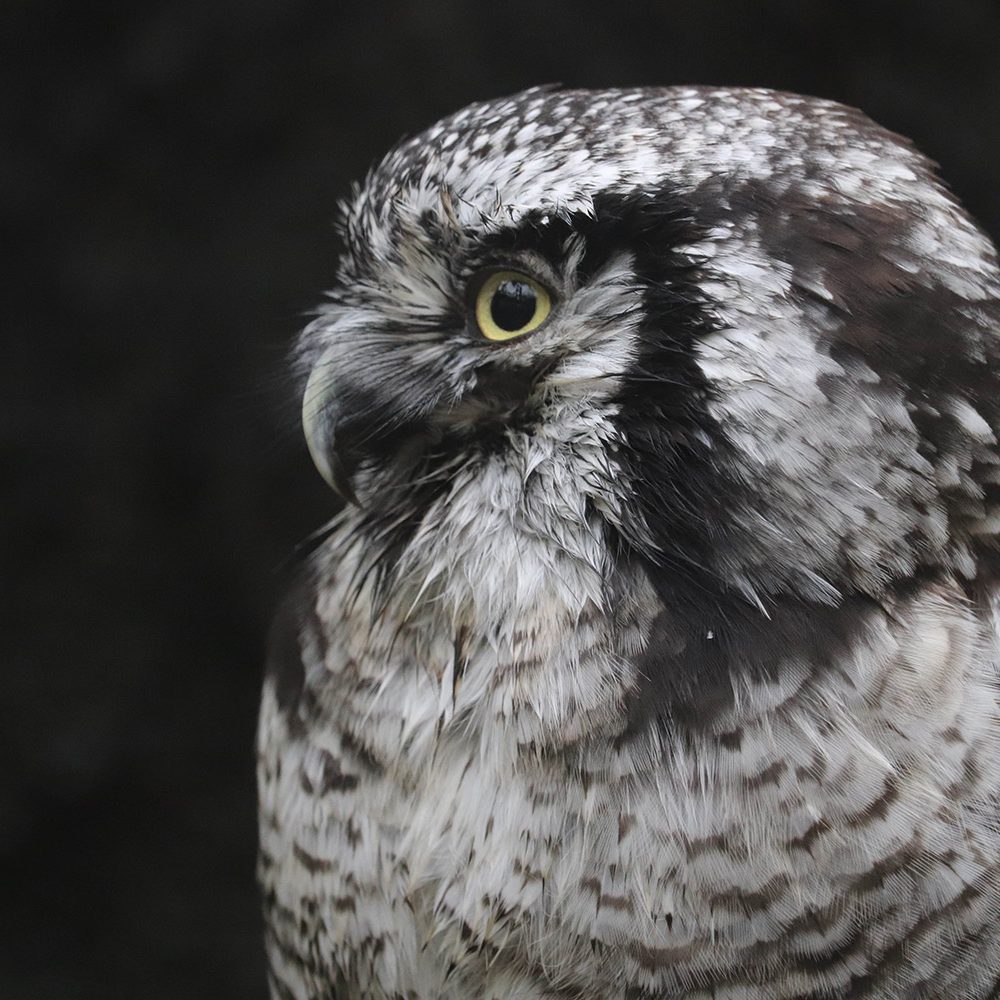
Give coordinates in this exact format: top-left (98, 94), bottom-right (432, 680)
top-left (472, 270), bottom-right (552, 342)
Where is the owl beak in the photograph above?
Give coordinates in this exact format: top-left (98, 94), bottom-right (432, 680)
top-left (302, 359), bottom-right (360, 506)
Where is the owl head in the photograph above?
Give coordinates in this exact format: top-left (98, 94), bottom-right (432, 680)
top-left (299, 87), bottom-right (1000, 672)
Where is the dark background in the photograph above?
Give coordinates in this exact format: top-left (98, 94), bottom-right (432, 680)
top-left (4, 1), bottom-right (999, 997)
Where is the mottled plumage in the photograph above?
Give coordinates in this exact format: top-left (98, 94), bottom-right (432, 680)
top-left (257, 87), bottom-right (1000, 999)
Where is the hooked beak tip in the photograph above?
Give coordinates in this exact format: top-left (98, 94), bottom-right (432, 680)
top-left (302, 361), bottom-right (359, 506)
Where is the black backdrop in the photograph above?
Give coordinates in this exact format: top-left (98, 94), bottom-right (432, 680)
top-left (4, 2), bottom-right (999, 997)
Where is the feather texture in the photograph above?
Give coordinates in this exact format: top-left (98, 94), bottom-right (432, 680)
top-left (260, 86), bottom-right (1000, 999)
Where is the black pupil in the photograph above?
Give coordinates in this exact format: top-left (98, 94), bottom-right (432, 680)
top-left (490, 280), bottom-right (537, 331)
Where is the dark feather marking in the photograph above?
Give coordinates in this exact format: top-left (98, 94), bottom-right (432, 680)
top-left (598, 893), bottom-right (635, 913)
top-left (745, 177), bottom-right (1000, 586)
top-left (619, 589), bottom-right (886, 737)
top-left (708, 873), bottom-right (791, 915)
top-left (578, 187), bottom-right (843, 730)
top-left (683, 832), bottom-right (743, 862)
top-left (787, 818), bottom-right (830, 853)
top-left (599, 177), bottom-right (998, 732)
top-left (716, 727), bottom-right (743, 751)
top-left (844, 880), bottom-right (985, 998)
top-left (264, 569), bottom-right (323, 727)
top-left (314, 749), bottom-right (359, 795)
top-left (845, 772), bottom-right (900, 829)
top-left (465, 210), bottom-right (580, 273)
top-left (743, 759), bottom-right (787, 790)
top-left (847, 834), bottom-right (921, 895)
top-left (339, 727), bottom-right (383, 773)
top-left (292, 842), bottom-right (336, 875)
top-left (791, 923), bottom-right (867, 975)
top-left (595, 190), bottom-right (749, 603)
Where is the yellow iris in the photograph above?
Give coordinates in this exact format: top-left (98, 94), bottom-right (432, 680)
top-left (473, 270), bottom-right (552, 342)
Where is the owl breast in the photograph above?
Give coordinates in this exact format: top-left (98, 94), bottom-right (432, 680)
top-left (259, 546), bottom-right (1000, 999)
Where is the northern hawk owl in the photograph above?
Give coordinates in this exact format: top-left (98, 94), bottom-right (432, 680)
top-left (257, 87), bottom-right (1000, 999)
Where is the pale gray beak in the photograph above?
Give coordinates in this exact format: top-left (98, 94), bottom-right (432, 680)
top-left (301, 356), bottom-right (359, 505)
